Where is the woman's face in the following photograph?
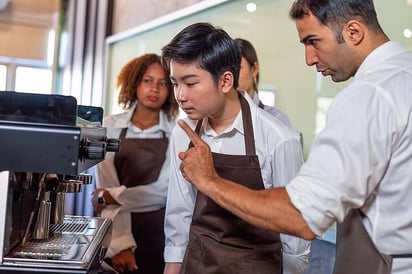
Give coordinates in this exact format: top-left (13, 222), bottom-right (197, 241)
top-left (238, 57), bottom-right (258, 98)
top-left (136, 62), bottom-right (170, 111)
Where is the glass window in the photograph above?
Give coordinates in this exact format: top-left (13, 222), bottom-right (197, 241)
top-left (0, 65), bottom-right (6, 91)
top-left (15, 66), bottom-right (52, 94)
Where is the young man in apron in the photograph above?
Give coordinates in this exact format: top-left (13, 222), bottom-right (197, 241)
top-left (161, 22), bottom-right (310, 274)
top-left (176, 1), bottom-right (412, 274)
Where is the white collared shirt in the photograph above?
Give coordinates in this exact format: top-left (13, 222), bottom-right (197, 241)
top-left (287, 41), bottom-right (412, 274)
top-left (164, 93), bottom-right (310, 274)
top-left (95, 103), bottom-right (176, 258)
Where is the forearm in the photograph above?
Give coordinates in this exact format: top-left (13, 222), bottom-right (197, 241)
top-left (200, 177), bottom-right (316, 240)
top-left (177, 119), bottom-right (315, 240)
top-left (116, 183), bottom-right (167, 212)
top-left (164, 262), bottom-right (181, 274)
top-left (104, 211), bottom-right (136, 258)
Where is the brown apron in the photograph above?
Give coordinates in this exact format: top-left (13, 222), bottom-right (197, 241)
top-left (180, 95), bottom-right (283, 274)
top-left (333, 209), bottom-right (393, 274)
top-left (113, 127), bottom-right (168, 274)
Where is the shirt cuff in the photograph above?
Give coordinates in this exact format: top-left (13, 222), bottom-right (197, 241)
top-left (286, 183), bottom-right (326, 237)
top-left (105, 234), bottom-right (136, 258)
top-left (107, 185), bottom-right (127, 203)
top-left (164, 246), bottom-right (186, 263)
top-left (101, 205), bottom-right (121, 220)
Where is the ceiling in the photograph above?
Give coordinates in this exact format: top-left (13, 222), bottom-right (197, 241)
top-left (0, 0), bottom-right (59, 29)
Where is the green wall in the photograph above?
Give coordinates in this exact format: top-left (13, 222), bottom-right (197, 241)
top-left (104, 0), bottom-right (412, 158)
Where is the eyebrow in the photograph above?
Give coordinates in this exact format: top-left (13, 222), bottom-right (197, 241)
top-left (170, 74), bottom-right (199, 82)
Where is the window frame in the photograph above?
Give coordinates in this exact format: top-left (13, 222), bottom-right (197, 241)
top-left (0, 57), bottom-right (52, 93)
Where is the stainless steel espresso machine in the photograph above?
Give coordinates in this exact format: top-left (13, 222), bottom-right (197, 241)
top-left (0, 91), bottom-right (120, 273)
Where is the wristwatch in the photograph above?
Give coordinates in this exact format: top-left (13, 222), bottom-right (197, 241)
top-left (97, 190), bottom-right (107, 205)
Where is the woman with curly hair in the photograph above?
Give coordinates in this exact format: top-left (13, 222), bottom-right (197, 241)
top-left (92, 53), bottom-right (179, 274)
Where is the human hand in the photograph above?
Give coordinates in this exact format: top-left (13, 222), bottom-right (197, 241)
top-left (91, 188), bottom-right (105, 213)
top-left (111, 248), bottom-right (138, 273)
top-left (178, 120), bottom-right (220, 192)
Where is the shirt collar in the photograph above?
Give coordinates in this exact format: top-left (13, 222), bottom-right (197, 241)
top-left (355, 41), bottom-right (408, 79)
top-left (112, 103), bottom-right (171, 132)
top-left (203, 107), bottom-right (244, 137)
top-left (252, 91), bottom-right (261, 105)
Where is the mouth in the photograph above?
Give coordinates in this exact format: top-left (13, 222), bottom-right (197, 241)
top-left (181, 107), bottom-right (194, 114)
top-left (148, 96), bottom-right (159, 102)
top-left (317, 68), bottom-right (331, 76)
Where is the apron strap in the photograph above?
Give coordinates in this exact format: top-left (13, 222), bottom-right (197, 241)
top-left (391, 254), bottom-right (412, 258)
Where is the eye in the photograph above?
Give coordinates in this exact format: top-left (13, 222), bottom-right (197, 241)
top-left (308, 39), bottom-right (319, 47)
top-left (143, 78), bottom-right (152, 84)
top-left (186, 82), bottom-right (196, 87)
top-left (159, 80), bottom-right (168, 88)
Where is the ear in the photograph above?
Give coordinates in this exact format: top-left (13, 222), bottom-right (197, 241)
top-left (251, 61), bottom-right (259, 79)
top-left (344, 20), bottom-right (364, 45)
top-left (220, 71), bottom-right (234, 94)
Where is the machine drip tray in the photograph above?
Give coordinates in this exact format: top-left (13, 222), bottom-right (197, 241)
top-left (2, 216), bottom-right (111, 272)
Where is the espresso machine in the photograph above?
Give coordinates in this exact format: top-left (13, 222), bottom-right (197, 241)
top-left (0, 91), bottom-right (120, 273)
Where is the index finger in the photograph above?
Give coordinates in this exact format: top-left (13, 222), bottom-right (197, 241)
top-left (178, 119), bottom-right (206, 147)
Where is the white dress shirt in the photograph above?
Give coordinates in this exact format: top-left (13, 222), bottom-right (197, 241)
top-left (287, 41), bottom-right (412, 274)
top-left (164, 93), bottom-right (310, 274)
top-left (95, 103), bottom-right (175, 258)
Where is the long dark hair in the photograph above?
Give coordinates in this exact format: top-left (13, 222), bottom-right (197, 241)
top-left (234, 38), bottom-right (259, 91)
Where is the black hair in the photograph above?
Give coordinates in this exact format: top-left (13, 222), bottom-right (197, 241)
top-left (161, 22), bottom-right (241, 88)
top-left (234, 38), bottom-right (259, 91)
top-left (289, 0), bottom-right (384, 43)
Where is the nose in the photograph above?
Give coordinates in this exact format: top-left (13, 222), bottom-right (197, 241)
top-left (151, 81), bottom-right (160, 92)
top-left (305, 46), bottom-right (319, 67)
top-left (174, 85), bottom-right (187, 103)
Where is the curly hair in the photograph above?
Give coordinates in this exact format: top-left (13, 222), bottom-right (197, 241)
top-left (116, 53), bottom-right (179, 120)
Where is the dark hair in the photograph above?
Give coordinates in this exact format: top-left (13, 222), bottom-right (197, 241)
top-left (116, 53), bottom-right (179, 119)
top-left (161, 22), bottom-right (241, 88)
top-left (289, 0), bottom-right (384, 43)
top-left (234, 38), bottom-right (259, 91)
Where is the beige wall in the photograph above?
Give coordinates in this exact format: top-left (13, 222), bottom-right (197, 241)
top-left (0, 0), bottom-right (59, 61)
top-left (112, 0), bottom-right (203, 34)
top-left (0, 0), bottom-right (202, 59)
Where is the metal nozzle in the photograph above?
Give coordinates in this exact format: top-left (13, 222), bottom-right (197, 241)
top-left (33, 198), bottom-right (51, 240)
